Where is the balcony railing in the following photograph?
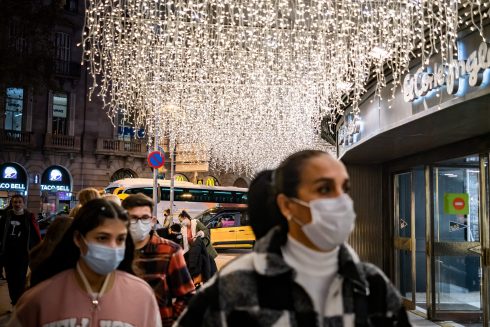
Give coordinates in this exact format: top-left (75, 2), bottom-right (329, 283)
top-left (95, 138), bottom-right (147, 157)
top-left (0, 129), bottom-right (35, 148)
top-left (44, 133), bottom-right (81, 152)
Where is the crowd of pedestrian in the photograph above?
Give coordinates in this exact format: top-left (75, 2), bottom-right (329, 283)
top-left (0, 149), bottom-right (409, 327)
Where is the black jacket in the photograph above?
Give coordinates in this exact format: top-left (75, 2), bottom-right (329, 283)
top-left (184, 236), bottom-right (211, 283)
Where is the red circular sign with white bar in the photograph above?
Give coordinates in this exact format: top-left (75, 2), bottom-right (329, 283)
top-left (452, 197), bottom-right (465, 210)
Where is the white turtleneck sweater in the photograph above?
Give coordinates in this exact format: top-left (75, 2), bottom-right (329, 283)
top-left (281, 235), bottom-right (339, 320)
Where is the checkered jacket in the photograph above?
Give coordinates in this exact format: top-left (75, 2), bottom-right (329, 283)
top-left (174, 226), bottom-right (410, 327)
top-left (134, 231), bottom-right (195, 327)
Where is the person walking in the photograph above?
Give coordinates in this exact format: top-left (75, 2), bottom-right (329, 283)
top-left (122, 194), bottom-right (195, 327)
top-left (8, 198), bottom-right (161, 327)
top-left (175, 150), bottom-right (410, 327)
top-left (0, 194), bottom-right (41, 306)
top-left (69, 187), bottom-right (101, 218)
top-left (178, 210), bottom-right (218, 277)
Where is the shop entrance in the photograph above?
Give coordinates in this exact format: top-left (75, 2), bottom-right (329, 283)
top-left (394, 154), bottom-right (489, 324)
top-left (394, 168), bottom-right (427, 311)
top-left (431, 155), bottom-right (483, 323)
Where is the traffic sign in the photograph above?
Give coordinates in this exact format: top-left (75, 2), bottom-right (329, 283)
top-left (147, 151), bottom-right (165, 169)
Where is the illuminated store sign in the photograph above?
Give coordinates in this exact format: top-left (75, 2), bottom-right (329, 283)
top-left (41, 166), bottom-right (71, 193)
top-left (0, 183), bottom-right (26, 190)
top-left (3, 167), bottom-right (18, 179)
top-left (403, 42), bottom-right (490, 102)
top-left (0, 163), bottom-right (27, 191)
top-left (40, 185), bottom-right (70, 191)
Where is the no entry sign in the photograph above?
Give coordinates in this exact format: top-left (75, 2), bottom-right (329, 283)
top-left (147, 151), bottom-right (165, 169)
top-left (444, 193), bottom-right (469, 215)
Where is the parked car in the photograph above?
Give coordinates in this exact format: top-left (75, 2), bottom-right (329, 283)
top-left (195, 207), bottom-right (255, 249)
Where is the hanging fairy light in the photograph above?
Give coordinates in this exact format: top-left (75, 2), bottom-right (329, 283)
top-left (82, 0), bottom-right (487, 174)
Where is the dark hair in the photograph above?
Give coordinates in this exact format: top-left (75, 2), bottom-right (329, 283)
top-left (121, 193), bottom-right (154, 212)
top-left (29, 215), bottom-right (73, 272)
top-left (170, 223), bottom-right (181, 233)
top-left (248, 150), bottom-right (326, 244)
top-left (10, 194), bottom-right (25, 203)
top-left (179, 210), bottom-right (191, 219)
top-left (248, 170), bottom-right (287, 240)
top-left (273, 150), bottom-right (326, 197)
top-left (31, 199), bottom-right (135, 286)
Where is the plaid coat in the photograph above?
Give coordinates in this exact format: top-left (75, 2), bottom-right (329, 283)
top-left (174, 226), bottom-right (410, 327)
top-left (134, 231), bottom-right (195, 327)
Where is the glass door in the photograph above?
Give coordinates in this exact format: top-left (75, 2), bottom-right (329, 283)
top-left (431, 154), bottom-right (483, 323)
top-left (394, 172), bottom-right (416, 309)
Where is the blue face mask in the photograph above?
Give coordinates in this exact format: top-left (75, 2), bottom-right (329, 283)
top-left (81, 239), bottom-right (126, 275)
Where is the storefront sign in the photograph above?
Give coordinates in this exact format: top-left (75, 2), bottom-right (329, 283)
top-left (41, 166), bottom-right (71, 193)
top-left (0, 163), bottom-right (27, 192)
top-left (0, 183), bottom-right (26, 190)
top-left (403, 42), bottom-right (490, 102)
top-left (40, 185), bottom-right (70, 192)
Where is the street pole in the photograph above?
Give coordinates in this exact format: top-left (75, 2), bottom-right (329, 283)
top-left (169, 143), bottom-right (176, 221)
top-left (152, 122), bottom-right (158, 219)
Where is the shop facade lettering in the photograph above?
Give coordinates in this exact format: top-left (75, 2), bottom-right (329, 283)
top-left (403, 42), bottom-right (490, 102)
top-left (40, 184), bottom-right (70, 192)
top-left (0, 183), bottom-right (26, 190)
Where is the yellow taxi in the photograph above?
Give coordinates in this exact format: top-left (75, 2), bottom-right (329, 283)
top-left (195, 207), bottom-right (255, 249)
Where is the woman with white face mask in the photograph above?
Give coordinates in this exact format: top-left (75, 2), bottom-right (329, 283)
top-left (9, 199), bottom-right (161, 327)
top-left (175, 150), bottom-right (410, 327)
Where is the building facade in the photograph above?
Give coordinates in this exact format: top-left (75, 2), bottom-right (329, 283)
top-left (337, 25), bottom-right (490, 324)
top-left (0, 1), bottom-right (248, 215)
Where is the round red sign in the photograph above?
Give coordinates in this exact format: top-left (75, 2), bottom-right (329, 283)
top-left (452, 197), bottom-right (465, 210)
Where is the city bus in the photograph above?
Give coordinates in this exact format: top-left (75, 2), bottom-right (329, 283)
top-left (105, 178), bottom-right (248, 223)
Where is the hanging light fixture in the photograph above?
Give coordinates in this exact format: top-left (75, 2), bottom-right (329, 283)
top-left (82, 0), bottom-right (487, 174)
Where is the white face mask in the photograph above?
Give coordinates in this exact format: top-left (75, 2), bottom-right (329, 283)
top-left (289, 194), bottom-right (356, 251)
top-left (129, 220), bottom-right (153, 242)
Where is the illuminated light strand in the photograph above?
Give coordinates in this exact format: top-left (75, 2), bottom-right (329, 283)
top-left (82, 0), bottom-right (487, 174)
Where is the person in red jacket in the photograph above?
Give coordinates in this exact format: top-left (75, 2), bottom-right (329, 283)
top-left (0, 194), bottom-right (41, 305)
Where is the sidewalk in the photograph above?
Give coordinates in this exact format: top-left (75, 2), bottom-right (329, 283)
top-left (0, 279), bottom-right (480, 326)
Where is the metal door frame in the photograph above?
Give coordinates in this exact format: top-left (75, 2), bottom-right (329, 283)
top-left (428, 157), bottom-right (487, 323)
top-left (393, 171), bottom-right (416, 310)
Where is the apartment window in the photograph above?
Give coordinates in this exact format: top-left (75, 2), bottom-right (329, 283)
top-left (54, 32), bottom-right (71, 74)
top-left (52, 92), bottom-right (68, 134)
top-left (5, 88), bottom-right (24, 131)
top-left (8, 21), bottom-right (28, 54)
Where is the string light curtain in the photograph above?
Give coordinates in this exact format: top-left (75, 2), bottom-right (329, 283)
top-left (82, 0), bottom-right (488, 174)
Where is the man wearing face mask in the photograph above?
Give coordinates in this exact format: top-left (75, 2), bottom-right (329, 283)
top-left (175, 150), bottom-right (410, 327)
top-left (121, 194), bottom-right (195, 327)
top-left (0, 194), bottom-right (41, 307)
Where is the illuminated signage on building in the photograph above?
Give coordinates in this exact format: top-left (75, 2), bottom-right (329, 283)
top-left (49, 169), bottom-right (63, 182)
top-left (403, 42), bottom-right (490, 102)
top-left (0, 183), bottom-right (26, 190)
top-left (3, 167), bottom-right (18, 179)
top-left (41, 166), bottom-right (71, 193)
top-left (0, 163), bottom-right (27, 191)
top-left (40, 184), bottom-right (70, 192)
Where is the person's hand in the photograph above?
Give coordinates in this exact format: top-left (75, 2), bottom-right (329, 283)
top-left (195, 230), bottom-right (205, 239)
